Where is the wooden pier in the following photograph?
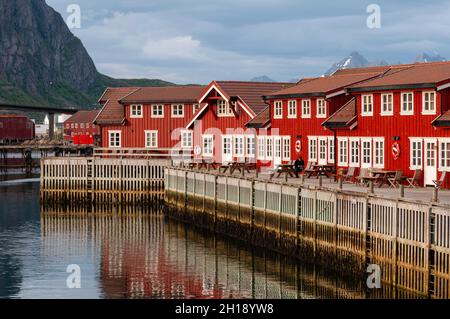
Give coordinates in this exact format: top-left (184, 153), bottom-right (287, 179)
top-left (164, 167), bottom-right (450, 298)
top-left (40, 157), bottom-right (169, 204)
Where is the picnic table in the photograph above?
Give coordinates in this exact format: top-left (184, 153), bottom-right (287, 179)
top-left (372, 170), bottom-right (398, 187)
top-left (305, 164), bottom-right (335, 178)
top-left (221, 161), bottom-right (256, 175)
top-left (270, 164), bottom-right (296, 180)
top-left (188, 160), bottom-right (218, 170)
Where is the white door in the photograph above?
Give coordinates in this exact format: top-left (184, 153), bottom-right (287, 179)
top-left (274, 136), bottom-right (282, 166)
top-left (318, 138), bottom-right (327, 165)
top-left (424, 140), bottom-right (437, 186)
top-left (222, 136), bottom-right (233, 164)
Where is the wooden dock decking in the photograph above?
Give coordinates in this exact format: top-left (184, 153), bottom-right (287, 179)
top-left (165, 167), bottom-right (450, 298)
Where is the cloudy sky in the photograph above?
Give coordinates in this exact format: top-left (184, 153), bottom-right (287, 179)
top-left (46, 0), bottom-right (450, 84)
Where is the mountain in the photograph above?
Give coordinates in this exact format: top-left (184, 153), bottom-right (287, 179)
top-left (0, 0), bottom-right (173, 111)
top-left (325, 51), bottom-right (370, 75)
top-left (250, 75), bottom-right (276, 82)
top-left (414, 53), bottom-right (446, 63)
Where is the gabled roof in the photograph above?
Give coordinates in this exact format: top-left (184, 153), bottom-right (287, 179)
top-left (65, 110), bottom-right (100, 124)
top-left (348, 61), bottom-right (450, 92)
top-left (95, 87), bottom-right (140, 125)
top-left (120, 86), bottom-right (207, 104)
top-left (246, 107), bottom-right (270, 128)
top-left (322, 98), bottom-right (357, 129)
top-left (264, 72), bottom-right (386, 99)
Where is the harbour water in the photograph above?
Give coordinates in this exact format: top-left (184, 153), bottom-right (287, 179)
top-left (0, 180), bottom-right (418, 299)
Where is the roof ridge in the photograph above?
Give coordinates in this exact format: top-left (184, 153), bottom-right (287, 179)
top-left (216, 80), bottom-right (292, 84)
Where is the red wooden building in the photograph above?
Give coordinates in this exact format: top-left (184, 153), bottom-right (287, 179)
top-left (322, 61), bottom-right (450, 186)
top-left (187, 81), bottom-right (292, 164)
top-left (95, 86), bottom-right (206, 150)
top-left (0, 114), bottom-right (35, 144)
top-left (64, 110), bottom-right (101, 145)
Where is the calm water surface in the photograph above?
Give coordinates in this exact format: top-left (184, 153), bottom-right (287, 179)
top-left (0, 181), bottom-right (385, 299)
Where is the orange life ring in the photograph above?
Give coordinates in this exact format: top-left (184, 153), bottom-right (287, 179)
top-left (392, 142), bottom-right (401, 160)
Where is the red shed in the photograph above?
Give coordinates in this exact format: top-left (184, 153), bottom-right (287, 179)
top-left (64, 109), bottom-right (101, 145)
top-left (0, 114), bottom-right (35, 144)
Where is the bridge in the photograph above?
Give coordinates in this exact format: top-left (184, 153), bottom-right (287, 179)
top-left (0, 102), bottom-right (81, 139)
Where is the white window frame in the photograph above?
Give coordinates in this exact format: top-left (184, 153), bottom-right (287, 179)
top-left (246, 136), bottom-right (256, 158)
top-left (282, 136), bottom-right (291, 161)
top-left (151, 104), bottom-right (164, 118)
top-left (234, 135), bottom-right (245, 157)
top-left (266, 136), bottom-right (273, 159)
top-left (439, 138), bottom-right (450, 171)
top-left (287, 100), bottom-right (297, 118)
top-left (316, 99), bottom-right (326, 118)
top-left (308, 137), bottom-right (317, 162)
top-left (401, 92), bottom-right (414, 115)
top-left (361, 94), bottom-right (373, 116)
top-left (217, 100), bottom-right (233, 117)
top-left (257, 136), bottom-right (265, 160)
top-left (171, 104), bottom-right (184, 118)
top-left (193, 103), bottom-right (201, 114)
top-left (410, 138), bottom-right (423, 170)
top-left (361, 138), bottom-right (372, 169)
top-left (373, 138), bottom-right (385, 169)
top-left (108, 130), bottom-right (121, 148)
top-left (145, 130), bottom-right (158, 148)
top-left (180, 130), bottom-right (193, 149)
top-left (222, 135), bottom-right (232, 157)
top-left (349, 138), bottom-right (360, 167)
top-left (202, 135), bottom-right (214, 157)
top-left (338, 138), bottom-right (348, 166)
top-left (274, 137), bottom-right (282, 159)
top-left (422, 91), bottom-right (436, 115)
top-left (80, 123), bottom-right (85, 129)
top-left (273, 101), bottom-right (283, 119)
top-left (302, 99), bottom-right (311, 119)
top-left (381, 93), bottom-right (393, 116)
top-left (327, 137), bottom-right (335, 164)
top-left (130, 104), bottom-right (143, 118)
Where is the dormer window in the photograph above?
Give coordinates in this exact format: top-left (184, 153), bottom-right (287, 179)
top-left (217, 100), bottom-right (233, 116)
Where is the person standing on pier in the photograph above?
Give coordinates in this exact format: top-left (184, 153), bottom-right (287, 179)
top-left (294, 156), bottom-right (305, 178)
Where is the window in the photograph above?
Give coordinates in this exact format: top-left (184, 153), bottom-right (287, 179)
top-left (266, 137), bottom-right (273, 158)
top-left (381, 93), bottom-right (393, 116)
top-left (288, 100), bottom-right (297, 118)
top-left (26, 122), bottom-right (31, 129)
top-left (362, 95), bottom-right (373, 116)
top-left (317, 99), bottom-right (326, 118)
top-left (274, 101), bottom-right (283, 119)
top-left (171, 104), bottom-right (184, 118)
top-left (108, 131), bottom-right (121, 148)
top-left (203, 135), bottom-right (214, 157)
top-left (302, 99), bottom-right (311, 118)
top-left (440, 140), bottom-right (450, 170)
top-left (410, 139), bottom-right (423, 169)
top-left (257, 136), bottom-right (265, 160)
top-left (145, 130), bottom-right (158, 148)
top-left (422, 91), bottom-right (436, 115)
top-left (283, 137), bottom-right (291, 161)
top-left (373, 138), bottom-right (385, 168)
top-left (152, 105), bottom-right (164, 118)
top-left (86, 123), bottom-right (90, 129)
top-left (92, 124), bottom-right (96, 129)
top-left (338, 138), bottom-right (348, 166)
top-left (328, 137), bottom-right (335, 163)
top-left (181, 130), bottom-right (192, 148)
top-left (71, 123), bottom-right (74, 129)
top-left (361, 139), bottom-right (372, 168)
top-left (193, 104), bottom-right (201, 114)
top-left (349, 139), bottom-right (360, 167)
top-left (75, 123), bottom-right (78, 129)
top-left (234, 136), bottom-right (244, 157)
top-left (401, 92), bottom-right (414, 115)
top-left (247, 136), bottom-right (256, 157)
top-left (80, 123), bottom-right (84, 129)
top-left (130, 104), bottom-right (143, 118)
top-left (66, 123), bottom-right (70, 128)
top-left (274, 138), bottom-right (282, 158)
top-left (318, 139), bottom-right (327, 163)
top-left (308, 138), bottom-right (317, 162)
top-left (223, 136), bottom-right (232, 156)
top-left (217, 100), bottom-right (233, 116)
